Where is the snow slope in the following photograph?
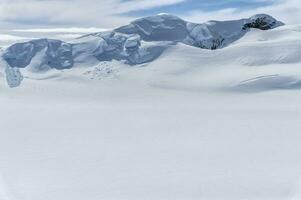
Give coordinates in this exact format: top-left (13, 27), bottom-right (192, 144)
top-left (0, 14), bottom-right (283, 88)
top-left (10, 21), bottom-right (296, 93)
top-left (1, 15), bottom-right (301, 200)
top-left (135, 24), bottom-right (301, 92)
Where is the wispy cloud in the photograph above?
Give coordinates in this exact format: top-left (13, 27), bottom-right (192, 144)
top-left (12, 27), bottom-right (108, 33)
top-left (181, 0), bottom-right (301, 25)
top-left (0, 0), bottom-right (299, 29)
top-left (0, 0), bottom-right (185, 28)
top-left (0, 34), bottom-right (32, 42)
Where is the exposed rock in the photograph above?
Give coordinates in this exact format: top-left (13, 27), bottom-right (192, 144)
top-left (243, 14), bottom-right (284, 30)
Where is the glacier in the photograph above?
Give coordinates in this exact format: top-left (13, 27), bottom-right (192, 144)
top-left (1, 14), bottom-right (283, 76)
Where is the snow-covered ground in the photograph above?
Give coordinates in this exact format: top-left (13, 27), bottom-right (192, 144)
top-left (1, 21), bottom-right (301, 200)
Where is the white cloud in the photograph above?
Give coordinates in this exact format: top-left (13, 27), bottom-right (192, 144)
top-left (13, 27), bottom-right (108, 33)
top-left (0, 0), bottom-right (299, 29)
top-left (0, 34), bottom-right (31, 41)
top-left (181, 0), bottom-right (301, 25)
top-left (0, 0), bottom-right (185, 28)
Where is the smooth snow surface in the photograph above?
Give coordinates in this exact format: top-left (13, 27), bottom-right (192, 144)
top-left (1, 80), bottom-right (301, 200)
top-left (1, 15), bottom-right (301, 200)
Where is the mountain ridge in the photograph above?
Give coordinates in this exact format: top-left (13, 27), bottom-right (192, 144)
top-left (0, 13), bottom-right (284, 87)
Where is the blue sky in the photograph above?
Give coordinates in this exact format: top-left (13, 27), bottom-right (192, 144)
top-left (0, 0), bottom-right (300, 29)
top-left (125, 0), bottom-right (275, 16)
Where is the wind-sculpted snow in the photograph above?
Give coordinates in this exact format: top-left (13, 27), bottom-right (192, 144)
top-left (1, 14), bottom-right (284, 87)
top-left (115, 13), bottom-right (282, 50)
top-left (233, 75), bottom-right (301, 92)
top-left (115, 14), bottom-right (188, 41)
top-left (77, 31), bottom-right (168, 65)
top-left (3, 39), bottom-right (73, 69)
top-left (124, 35), bottom-right (141, 50)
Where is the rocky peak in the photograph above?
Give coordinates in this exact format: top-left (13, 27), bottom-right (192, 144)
top-left (243, 14), bottom-right (284, 30)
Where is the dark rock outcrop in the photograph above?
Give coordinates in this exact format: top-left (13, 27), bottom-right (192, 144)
top-left (243, 14), bottom-right (283, 30)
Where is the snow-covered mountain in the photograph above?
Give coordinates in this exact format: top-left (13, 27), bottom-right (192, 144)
top-left (2, 13), bottom-right (301, 92)
top-left (0, 14), bottom-right (284, 87)
top-left (2, 14), bottom-right (301, 200)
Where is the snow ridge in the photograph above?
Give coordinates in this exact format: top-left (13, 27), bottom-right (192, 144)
top-left (0, 14), bottom-right (283, 87)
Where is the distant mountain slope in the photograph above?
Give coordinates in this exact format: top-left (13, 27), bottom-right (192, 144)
top-left (0, 14), bottom-right (292, 89)
top-left (2, 14), bottom-right (282, 70)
